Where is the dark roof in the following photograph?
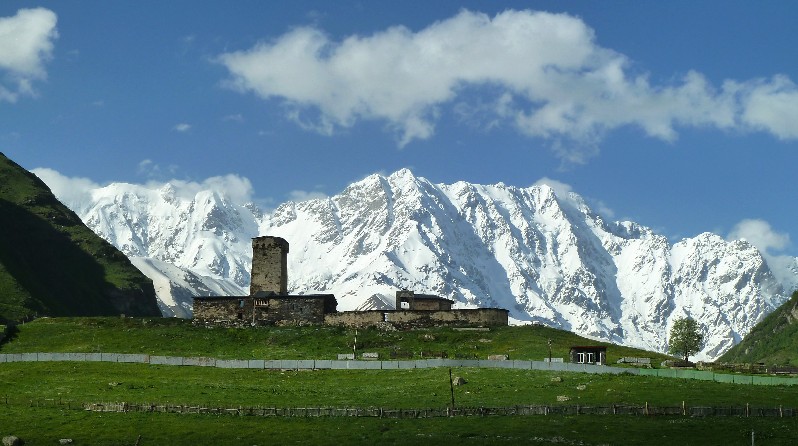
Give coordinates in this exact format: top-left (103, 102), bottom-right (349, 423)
top-left (412, 294), bottom-right (454, 302)
top-left (194, 294), bottom-right (335, 301)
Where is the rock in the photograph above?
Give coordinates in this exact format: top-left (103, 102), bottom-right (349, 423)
top-left (576, 384), bottom-right (587, 391)
top-left (422, 334), bottom-right (436, 341)
top-left (2, 436), bottom-right (23, 446)
top-left (452, 376), bottom-right (467, 386)
top-left (550, 376), bottom-right (563, 383)
top-left (59, 440), bottom-right (73, 445)
top-left (556, 395), bottom-right (570, 402)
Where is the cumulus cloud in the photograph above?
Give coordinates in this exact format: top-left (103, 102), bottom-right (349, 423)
top-left (156, 174), bottom-right (256, 204)
top-left (0, 8), bottom-right (58, 102)
top-left (33, 167), bottom-right (257, 212)
top-left (736, 75), bottom-right (798, 140)
top-left (533, 177), bottom-right (573, 198)
top-left (216, 9), bottom-right (798, 160)
top-left (534, 177), bottom-right (614, 218)
top-left (287, 189), bottom-right (328, 202)
top-left (31, 167), bottom-right (99, 212)
top-left (728, 219), bottom-right (790, 253)
top-left (222, 113), bottom-right (244, 122)
top-left (728, 219), bottom-right (794, 287)
top-left (173, 123), bottom-right (191, 132)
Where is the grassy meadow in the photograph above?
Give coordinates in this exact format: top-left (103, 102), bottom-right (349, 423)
top-left (2, 317), bottom-right (670, 363)
top-left (2, 318), bottom-right (798, 445)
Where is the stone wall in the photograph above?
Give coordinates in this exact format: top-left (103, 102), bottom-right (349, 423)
top-left (255, 297), bottom-right (327, 326)
top-left (193, 297), bottom-right (253, 327)
top-left (324, 311), bottom-right (386, 327)
top-left (249, 236), bottom-right (289, 295)
top-left (193, 296), bottom-right (330, 327)
top-left (411, 299), bottom-right (452, 311)
top-left (325, 308), bottom-right (508, 329)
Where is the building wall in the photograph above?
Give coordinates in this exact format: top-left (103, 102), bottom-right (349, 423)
top-left (250, 236), bottom-right (289, 295)
top-left (193, 298), bottom-right (254, 327)
top-left (412, 299), bottom-right (453, 311)
top-left (325, 308), bottom-right (508, 329)
top-left (255, 297), bottom-right (327, 325)
top-left (193, 296), bottom-right (327, 327)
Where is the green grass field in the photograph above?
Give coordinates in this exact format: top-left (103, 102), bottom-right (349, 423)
top-left (2, 318), bottom-right (797, 445)
top-left (1, 408), bottom-right (797, 446)
top-left (1, 317), bottom-right (671, 363)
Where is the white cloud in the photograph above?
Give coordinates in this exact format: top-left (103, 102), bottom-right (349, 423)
top-left (728, 219), bottom-right (790, 253)
top-left (533, 176), bottom-right (614, 218)
top-left (169, 174), bottom-right (255, 204)
top-left (0, 8), bottom-right (58, 102)
top-left (31, 167), bottom-right (98, 212)
top-left (736, 75), bottom-right (798, 140)
top-left (533, 177), bottom-right (573, 197)
top-left (33, 166), bottom-right (257, 209)
top-left (173, 123), bottom-right (191, 132)
top-left (728, 219), bottom-right (794, 287)
top-left (287, 189), bottom-right (328, 202)
top-left (217, 9), bottom-right (798, 160)
top-left (222, 113), bottom-right (244, 123)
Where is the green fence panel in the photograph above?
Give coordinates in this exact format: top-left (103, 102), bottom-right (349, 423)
top-left (733, 374), bottom-right (754, 385)
top-left (656, 369), bottom-right (678, 379)
top-left (636, 368), bottom-right (658, 377)
top-left (753, 376), bottom-right (774, 386)
top-left (714, 373), bottom-right (735, 384)
top-left (694, 370), bottom-right (714, 381)
top-left (772, 376), bottom-right (798, 386)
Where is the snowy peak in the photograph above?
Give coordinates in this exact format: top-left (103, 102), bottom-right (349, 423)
top-left (45, 168), bottom-right (796, 361)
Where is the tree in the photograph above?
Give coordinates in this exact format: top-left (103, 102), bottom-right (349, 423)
top-left (668, 317), bottom-right (704, 363)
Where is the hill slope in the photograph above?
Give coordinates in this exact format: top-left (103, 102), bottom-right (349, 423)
top-left (718, 290), bottom-right (798, 366)
top-left (0, 153), bottom-right (161, 321)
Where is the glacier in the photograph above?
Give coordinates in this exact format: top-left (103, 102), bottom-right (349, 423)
top-left (43, 169), bottom-right (794, 361)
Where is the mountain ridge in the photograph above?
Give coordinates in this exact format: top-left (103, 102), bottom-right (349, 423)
top-left (38, 168), bottom-right (794, 361)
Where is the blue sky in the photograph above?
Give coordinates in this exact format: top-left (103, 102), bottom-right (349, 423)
top-left (2, 1), bottom-right (797, 265)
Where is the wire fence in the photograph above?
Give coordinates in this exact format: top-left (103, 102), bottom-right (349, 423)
top-left (11, 398), bottom-right (798, 419)
top-left (2, 352), bottom-right (798, 386)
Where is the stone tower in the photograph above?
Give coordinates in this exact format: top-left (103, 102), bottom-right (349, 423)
top-left (249, 236), bottom-right (289, 295)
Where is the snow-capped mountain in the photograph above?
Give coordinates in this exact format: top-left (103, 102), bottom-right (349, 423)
top-left (44, 169), bottom-right (794, 361)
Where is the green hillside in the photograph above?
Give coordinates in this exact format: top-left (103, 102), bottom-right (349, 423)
top-left (0, 153), bottom-right (160, 322)
top-left (1, 317), bottom-right (671, 364)
top-left (718, 290), bottom-right (798, 366)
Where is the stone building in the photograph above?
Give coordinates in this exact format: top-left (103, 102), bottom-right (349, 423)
top-left (193, 235), bottom-right (508, 329)
top-left (325, 307), bottom-right (508, 330)
top-left (193, 236), bottom-right (338, 327)
top-left (395, 289), bottom-right (453, 310)
top-left (194, 294), bottom-right (337, 327)
top-left (250, 236), bottom-right (289, 295)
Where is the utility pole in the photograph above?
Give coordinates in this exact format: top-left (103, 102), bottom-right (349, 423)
top-left (353, 329), bottom-right (358, 359)
top-left (548, 339), bottom-right (552, 363)
top-left (449, 368), bottom-right (456, 411)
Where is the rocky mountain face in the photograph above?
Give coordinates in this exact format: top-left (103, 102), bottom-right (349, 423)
top-left (43, 168), bottom-right (793, 361)
top-left (0, 153), bottom-right (161, 321)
